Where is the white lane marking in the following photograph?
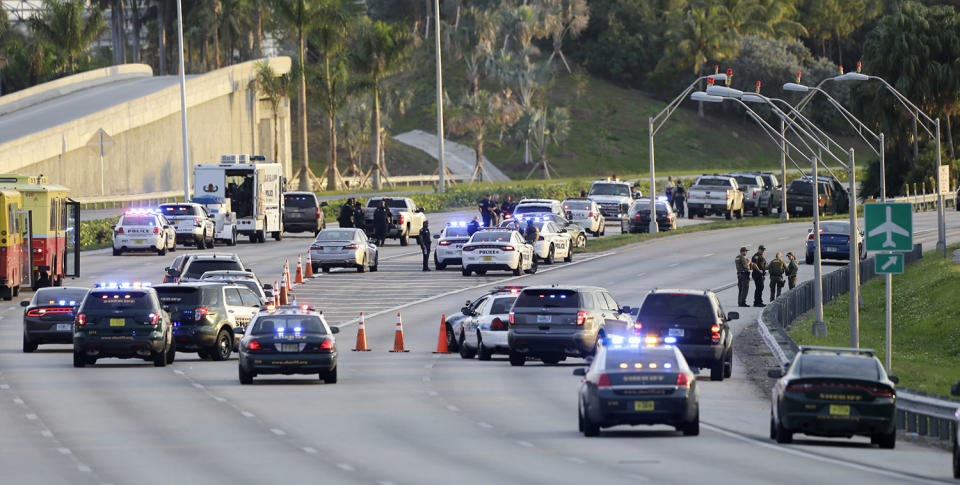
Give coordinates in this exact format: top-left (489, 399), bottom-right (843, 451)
top-left (40, 430), bottom-right (53, 438)
top-left (0, 384), bottom-right (10, 389)
top-left (302, 447), bottom-right (317, 454)
top-left (625, 474), bottom-right (649, 481)
top-left (57, 448), bottom-right (71, 455)
top-left (336, 463), bottom-right (355, 472)
top-left (270, 428), bottom-right (286, 436)
top-left (777, 236), bottom-right (789, 240)
top-left (241, 411), bottom-right (255, 418)
top-left (668, 263), bottom-right (679, 268)
top-left (25, 413), bottom-right (37, 420)
top-left (702, 253), bottom-right (714, 258)
top-left (701, 423), bottom-right (944, 484)
top-left (566, 457), bottom-right (587, 464)
top-left (77, 465), bottom-right (92, 473)
top-left (636, 272), bottom-right (647, 277)
top-left (427, 391), bottom-right (439, 397)
top-left (12, 398), bottom-right (23, 404)
top-left (172, 370), bottom-right (185, 375)
top-left (516, 440), bottom-right (534, 448)
top-left (212, 396), bottom-right (227, 403)
top-left (446, 405), bottom-right (459, 412)
top-left (191, 383), bottom-right (204, 389)
top-left (478, 422), bottom-right (494, 429)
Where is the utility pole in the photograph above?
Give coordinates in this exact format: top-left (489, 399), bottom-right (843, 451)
top-left (434, 0), bottom-right (445, 193)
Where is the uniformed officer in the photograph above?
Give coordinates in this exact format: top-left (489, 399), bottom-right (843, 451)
top-left (338, 198), bottom-right (355, 228)
top-left (751, 245), bottom-right (768, 307)
top-left (734, 247), bottom-right (751, 307)
top-left (418, 221), bottom-right (432, 271)
top-left (467, 216), bottom-right (481, 236)
top-left (373, 201), bottom-right (391, 246)
top-left (478, 194), bottom-right (494, 227)
top-left (768, 251), bottom-right (786, 300)
top-left (786, 252), bottom-right (799, 289)
top-left (524, 220), bottom-right (539, 245)
top-left (353, 201), bottom-right (365, 233)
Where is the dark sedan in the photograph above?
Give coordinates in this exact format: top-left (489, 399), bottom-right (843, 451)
top-left (622, 199), bottom-right (677, 233)
top-left (21, 287), bottom-right (89, 352)
top-left (238, 306), bottom-right (340, 384)
top-left (576, 344), bottom-right (699, 436)
top-left (805, 221), bottom-right (865, 264)
top-left (769, 346), bottom-right (898, 448)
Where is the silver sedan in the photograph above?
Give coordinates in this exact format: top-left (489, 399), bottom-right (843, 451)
top-left (309, 228), bottom-right (379, 273)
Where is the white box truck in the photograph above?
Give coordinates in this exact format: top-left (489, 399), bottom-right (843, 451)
top-left (193, 154), bottom-right (285, 243)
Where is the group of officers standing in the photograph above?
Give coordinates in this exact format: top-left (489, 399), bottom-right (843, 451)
top-left (735, 245), bottom-right (799, 308)
top-left (337, 198), bottom-right (394, 247)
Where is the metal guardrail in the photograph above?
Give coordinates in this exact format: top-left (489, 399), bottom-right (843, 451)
top-left (877, 191), bottom-right (957, 212)
top-left (896, 390), bottom-right (958, 441)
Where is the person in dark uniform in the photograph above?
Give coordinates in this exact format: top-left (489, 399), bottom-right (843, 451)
top-left (673, 181), bottom-right (686, 216)
top-left (467, 216), bottom-right (481, 236)
top-left (500, 195), bottom-right (515, 219)
top-left (338, 198), bottom-right (354, 228)
top-left (735, 247), bottom-right (752, 307)
top-left (786, 252), bottom-right (799, 289)
top-left (751, 245), bottom-right (768, 307)
top-left (418, 221), bottom-right (432, 271)
top-left (768, 252), bottom-right (786, 301)
top-left (524, 220), bottom-right (539, 245)
top-left (353, 201), bottom-right (365, 233)
top-left (373, 201), bottom-right (391, 246)
top-left (478, 194), bottom-right (494, 227)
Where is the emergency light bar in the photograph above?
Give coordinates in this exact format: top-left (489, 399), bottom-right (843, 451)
top-left (95, 281), bottom-right (152, 289)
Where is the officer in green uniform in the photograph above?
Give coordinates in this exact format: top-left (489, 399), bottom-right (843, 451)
top-left (786, 252), bottom-right (799, 289)
top-left (751, 245), bottom-right (767, 307)
top-left (735, 247), bottom-right (752, 307)
top-left (768, 252), bottom-right (786, 300)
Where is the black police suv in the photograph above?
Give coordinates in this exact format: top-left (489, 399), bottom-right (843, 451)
top-left (22, 287), bottom-right (89, 352)
top-left (237, 306), bottom-right (340, 384)
top-left (633, 289), bottom-right (737, 381)
top-left (73, 285), bottom-right (175, 367)
top-left (155, 282), bottom-right (249, 360)
top-left (283, 192), bottom-right (327, 235)
top-left (769, 346), bottom-right (898, 448)
top-left (576, 344), bottom-right (699, 437)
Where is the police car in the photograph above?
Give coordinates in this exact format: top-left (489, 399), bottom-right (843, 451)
top-left (112, 209), bottom-right (178, 256)
top-left (433, 221), bottom-right (473, 270)
top-left (237, 304), bottom-right (340, 384)
top-left (513, 199), bottom-right (566, 219)
top-left (158, 202), bottom-right (216, 249)
top-left (526, 218), bottom-right (573, 264)
top-left (73, 282), bottom-right (176, 367)
top-left (461, 229), bottom-right (536, 276)
top-left (562, 198), bottom-right (605, 236)
top-left (457, 286), bottom-right (522, 360)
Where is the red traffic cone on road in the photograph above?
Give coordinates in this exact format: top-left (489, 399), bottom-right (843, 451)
top-left (433, 314), bottom-right (451, 354)
top-left (389, 312), bottom-right (409, 352)
top-left (279, 279), bottom-right (289, 305)
top-left (295, 255), bottom-right (305, 285)
top-left (272, 280), bottom-right (280, 306)
top-left (304, 253), bottom-right (315, 278)
top-left (353, 312), bottom-right (371, 351)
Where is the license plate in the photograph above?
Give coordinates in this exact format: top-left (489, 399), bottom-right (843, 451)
top-left (668, 328), bottom-right (684, 337)
top-left (109, 318), bottom-right (125, 327)
top-left (56, 323), bottom-right (72, 331)
top-left (826, 246), bottom-right (837, 252)
top-left (829, 404), bottom-right (850, 416)
top-left (537, 315), bottom-right (551, 323)
top-left (704, 204), bottom-right (712, 209)
top-left (796, 206), bottom-right (803, 211)
top-left (482, 256), bottom-right (493, 262)
top-left (134, 239), bottom-right (145, 245)
top-left (281, 343), bottom-right (299, 352)
top-left (634, 401), bottom-right (654, 411)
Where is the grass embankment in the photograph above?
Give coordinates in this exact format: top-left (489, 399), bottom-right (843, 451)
top-left (789, 244), bottom-right (960, 395)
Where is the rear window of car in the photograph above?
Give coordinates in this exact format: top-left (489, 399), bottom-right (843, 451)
top-left (155, 286), bottom-right (221, 310)
top-left (514, 289), bottom-right (579, 308)
top-left (315, 230), bottom-right (356, 242)
top-left (489, 296), bottom-right (517, 315)
top-left (733, 176), bottom-right (759, 187)
top-left (470, 231), bottom-right (513, 242)
top-left (82, 291), bottom-right (154, 311)
top-left (284, 194), bottom-right (317, 208)
top-left (638, 294), bottom-right (714, 320)
top-left (367, 199), bottom-right (408, 209)
top-left (819, 222), bottom-right (849, 233)
top-left (797, 354), bottom-right (881, 380)
top-left (514, 205), bottom-right (552, 214)
top-left (605, 349), bottom-right (679, 370)
top-left (160, 205), bottom-right (198, 216)
top-left (120, 216), bottom-right (157, 226)
top-left (250, 315), bottom-right (328, 335)
top-left (788, 181), bottom-right (813, 194)
top-left (444, 226), bottom-right (470, 237)
top-left (183, 260), bottom-right (243, 279)
top-left (33, 288), bottom-right (88, 305)
top-left (694, 178), bottom-right (732, 187)
top-left (563, 201), bottom-right (591, 211)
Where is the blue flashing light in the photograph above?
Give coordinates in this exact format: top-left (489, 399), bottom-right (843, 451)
top-left (627, 336), bottom-right (642, 345)
top-left (664, 363), bottom-right (673, 369)
top-left (664, 336), bottom-right (677, 344)
top-left (446, 221), bottom-right (468, 227)
top-left (656, 195), bottom-right (669, 202)
top-left (609, 335), bottom-right (624, 346)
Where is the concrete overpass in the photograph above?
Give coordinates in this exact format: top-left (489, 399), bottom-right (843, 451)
top-left (0, 58), bottom-right (293, 197)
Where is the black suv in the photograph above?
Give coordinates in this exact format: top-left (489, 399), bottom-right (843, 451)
top-left (155, 282), bottom-right (259, 360)
top-left (283, 192), bottom-right (327, 235)
top-left (73, 285), bottom-right (175, 367)
top-left (634, 289), bottom-right (737, 381)
top-left (507, 286), bottom-right (633, 366)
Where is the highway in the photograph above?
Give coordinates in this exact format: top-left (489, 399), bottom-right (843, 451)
top-left (0, 210), bottom-right (957, 484)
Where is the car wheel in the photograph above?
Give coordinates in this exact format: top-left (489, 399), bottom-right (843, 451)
top-left (446, 324), bottom-right (459, 352)
top-left (775, 415), bottom-right (793, 444)
top-left (168, 239), bottom-right (177, 252)
top-left (152, 348), bottom-right (167, 367)
top-left (508, 350), bottom-right (525, 366)
top-left (370, 255), bottom-right (378, 272)
top-left (229, 230), bottom-right (237, 246)
top-left (435, 253), bottom-right (446, 270)
top-left (322, 366), bottom-right (338, 384)
top-left (681, 408), bottom-right (700, 436)
top-left (576, 234), bottom-right (586, 248)
top-left (210, 330), bottom-right (232, 361)
top-left (688, 211), bottom-right (695, 219)
top-left (599, 222), bottom-right (605, 236)
top-left (459, 333), bottom-right (476, 359)
top-left (166, 339), bottom-right (176, 364)
top-left (157, 244), bottom-right (166, 256)
top-left (578, 406), bottom-right (585, 432)
top-left (724, 348), bottom-right (733, 378)
top-left (206, 234), bottom-right (215, 249)
top-left (582, 408), bottom-right (600, 437)
top-left (953, 439), bottom-right (960, 478)
top-left (322, 266), bottom-right (331, 273)
top-left (357, 256), bottom-right (367, 273)
top-left (753, 206), bottom-right (760, 217)
top-left (238, 366), bottom-right (254, 385)
top-left (197, 350), bottom-right (210, 360)
top-left (564, 245), bottom-right (574, 263)
top-left (546, 245), bottom-right (555, 264)
top-left (875, 430), bottom-right (896, 449)
top-left (113, 248), bottom-right (122, 256)
top-left (196, 238), bottom-right (205, 250)
top-left (462, 268), bottom-right (471, 276)
top-left (23, 334), bottom-right (37, 353)
top-left (399, 232), bottom-right (409, 246)
top-left (525, 258), bottom-right (538, 275)
top-left (475, 269), bottom-right (487, 276)
top-left (769, 414), bottom-right (777, 440)
top-left (710, 360), bottom-right (724, 381)
top-left (513, 257), bottom-right (523, 276)
top-left (311, 263), bottom-right (320, 274)
top-left (73, 351), bottom-right (87, 368)
top-left (477, 335), bottom-right (492, 361)
top-left (726, 208), bottom-right (733, 220)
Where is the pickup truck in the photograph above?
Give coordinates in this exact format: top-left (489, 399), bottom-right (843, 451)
top-left (363, 197), bottom-right (427, 246)
top-left (687, 175), bottom-right (744, 220)
top-left (754, 172), bottom-right (781, 216)
top-left (727, 173), bottom-right (767, 217)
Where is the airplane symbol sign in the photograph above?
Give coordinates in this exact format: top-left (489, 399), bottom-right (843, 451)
top-left (865, 203), bottom-right (913, 252)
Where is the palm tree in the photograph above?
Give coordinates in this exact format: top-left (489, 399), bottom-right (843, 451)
top-left (451, 6), bottom-right (495, 94)
top-left (447, 89), bottom-right (521, 182)
top-left (523, 105), bottom-right (570, 179)
top-left (250, 61), bottom-right (290, 164)
top-left (350, 19), bottom-right (413, 189)
top-left (753, 0), bottom-right (807, 39)
top-left (541, 0), bottom-right (589, 74)
top-left (658, 6), bottom-right (737, 78)
top-left (29, 0), bottom-right (106, 75)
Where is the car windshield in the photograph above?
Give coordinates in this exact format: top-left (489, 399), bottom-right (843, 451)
top-left (605, 349), bottom-right (679, 370)
top-left (694, 178), bottom-right (732, 187)
top-left (183, 260), bottom-right (243, 279)
top-left (82, 291), bottom-right (153, 310)
top-left (154, 286), bottom-right (220, 311)
top-left (121, 216), bottom-right (157, 226)
top-left (443, 226), bottom-right (470, 237)
top-left (514, 289), bottom-right (578, 308)
top-left (638, 294), bottom-right (714, 320)
top-left (315, 230), bottom-right (357, 242)
top-left (470, 231), bottom-right (513, 242)
top-left (32, 288), bottom-right (88, 305)
top-left (514, 205), bottom-right (551, 214)
top-left (160, 205), bottom-right (198, 216)
top-left (284, 194), bottom-right (317, 208)
top-left (250, 315), bottom-right (327, 335)
top-left (563, 201), bottom-right (591, 211)
top-left (589, 184), bottom-right (630, 197)
top-left (489, 296), bottom-right (517, 315)
top-left (797, 354), bottom-right (881, 380)
top-left (819, 222), bottom-right (850, 233)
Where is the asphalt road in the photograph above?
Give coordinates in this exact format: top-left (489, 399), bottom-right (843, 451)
top-left (0, 210), bottom-right (956, 485)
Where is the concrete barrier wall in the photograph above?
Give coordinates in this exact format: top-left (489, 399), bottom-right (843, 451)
top-left (0, 57), bottom-right (292, 196)
top-left (0, 64), bottom-right (154, 116)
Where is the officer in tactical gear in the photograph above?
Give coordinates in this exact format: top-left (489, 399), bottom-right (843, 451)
top-left (418, 221), bottom-right (432, 271)
top-left (768, 251), bottom-right (787, 300)
top-left (786, 252), bottom-right (799, 289)
top-left (735, 247), bottom-right (752, 307)
top-left (751, 245), bottom-right (768, 307)
top-left (524, 220), bottom-right (539, 246)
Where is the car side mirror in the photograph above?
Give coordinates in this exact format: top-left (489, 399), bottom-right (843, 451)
top-left (262, 284), bottom-right (272, 291)
top-left (573, 368), bottom-right (587, 376)
top-left (165, 268), bottom-right (181, 278)
top-left (331, 327), bottom-right (340, 334)
top-left (433, 234), bottom-right (440, 239)
top-left (320, 201), bottom-right (328, 207)
top-left (620, 306), bottom-right (632, 314)
top-left (416, 208), bottom-right (424, 213)
top-left (888, 375), bottom-right (899, 385)
top-left (461, 306), bottom-right (471, 315)
top-left (20, 300), bottom-right (29, 307)
top-left (767, 369), bottom-right (782, 378)
top-left (951, 381), bottom-right (960, 396)
top-left (727, 311), bottom-right (739, 321)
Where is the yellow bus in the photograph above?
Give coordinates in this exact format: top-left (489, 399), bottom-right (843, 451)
top-left (0, 189), bottom-right (23, 299)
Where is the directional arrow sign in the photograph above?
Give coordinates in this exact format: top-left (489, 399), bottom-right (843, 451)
top-left (864, 202), bottom-right (913, 252)
top-left (875, 253), bottom-right (904, 274)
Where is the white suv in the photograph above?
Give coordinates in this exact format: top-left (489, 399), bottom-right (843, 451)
top-left (112, 209), bottom-right (177, 256)
top-left (513, 199), bottom-right (565, 220)
top-left (562, 198), bottom-right (604, 236)
top-left (175, 253), bottom-right (248, 281)
top-left (433, 222), bottom-right (473, 270)
top-left (159, 203), bottom-right (216, 249)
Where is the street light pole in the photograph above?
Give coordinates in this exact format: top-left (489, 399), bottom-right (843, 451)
top-left (936, 118), bottom-right (945, 257)
top-left (176, 0), bottom-right (190, 201)
top-left (434, 0), bottom-right (446, 193)
top-left (648, 117), bottom-right (656, 233)
top-left (812, 151), bottom-right (826, 336)
top-left (847, 148), bottom-right (859, 347)
top-left (780, 119), bottom-right (788, 220)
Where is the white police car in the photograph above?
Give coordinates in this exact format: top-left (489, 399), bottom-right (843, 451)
top-left (433, 221), bottom-right (473, 270)
top-left (526, 218), bottom-right (573, 264)
top-left (461, 229), bottom-right (536, 276)
top-left (563, 198), bottom-right (605, 236)
top-left (112, 209), bottom-right (177, 256)
top-left (457, 287), bottom-right (522, 360)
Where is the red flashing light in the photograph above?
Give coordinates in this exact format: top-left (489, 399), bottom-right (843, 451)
top-left (588, 212), bottom-right (594, 218)
top-left (438, 240), bottom-right (451, 246)
top-left (726, 69), bottom-right (732, 76)
top-left (857, 61), bottom-right (862, 73)
top-left (503, 245), bottom-right (515, 251)
top-left (509, 310), bottom-right (515, 325)
top-left (632, 321), bottom-right (643, 335)
top-left (714, 65), bottom-right (719, 74)
top-left (839, 65), bottom-right (844, 74)
top-left (796, 72), bottom-right (802, 83)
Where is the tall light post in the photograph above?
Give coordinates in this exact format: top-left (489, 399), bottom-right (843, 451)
top-left (176, 0), bottom-right (190, 200)
top-left (649, 68), bottom-right (727, 233)
top-left (434, 0), bottom-right (446, 193)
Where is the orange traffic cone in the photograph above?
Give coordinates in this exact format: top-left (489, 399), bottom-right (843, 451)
top-left (285, 260), bottom-right (293, 291)
top-left (433, 314), bottom-right (451, 354)
top-left (389, 312), bottom-right (409, 352)
top-left (279, 279), bottom-right (289, 305)
top-left (272, 280), bottom-right (280, 306)
top-left (295, 255), bottom-right (305, 284)
top-left (304, 253), bottom-right (315, 278)
top-left (353, 312), bottom-right (371, 351)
